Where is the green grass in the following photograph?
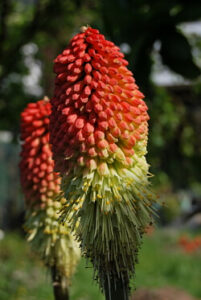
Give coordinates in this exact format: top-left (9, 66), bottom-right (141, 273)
top-left (0, 229), bottom-right (201, 300)
top-left (135, 230), bottom-right (201, 297)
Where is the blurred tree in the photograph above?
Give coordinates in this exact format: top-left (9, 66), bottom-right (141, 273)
top-left (100, 0), bottom-right (201, 93)
top-left (98, 0), bottom-right (201, 190)
top-left (1, 0), bottom-right (201, 131)
top-left (148, 86), bottom-right (201, 189)
top-left (0, 0), bottom-right (98, 132)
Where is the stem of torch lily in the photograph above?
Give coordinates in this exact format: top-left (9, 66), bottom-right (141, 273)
top-left (104, 276), bottom-right (129, 300)
top-left (51, 266), bottom-right (70, 300)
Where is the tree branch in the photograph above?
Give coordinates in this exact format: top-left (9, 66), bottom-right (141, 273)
top-left (0, 0), bottom-right (62, 83)
top-left (0, 0), bottom-right (10, 60)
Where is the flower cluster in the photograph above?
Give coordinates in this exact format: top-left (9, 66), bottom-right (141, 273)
top-left (50, 27), bottom-right (157, 291)
top-left (179, 235), bottom-right (201, 254)
top-left (51, 27), bottom-right (149, 176)
top-left (20, 98), bottom-right (80, 281)
top-left (20, 99), bottom-right (59, 208)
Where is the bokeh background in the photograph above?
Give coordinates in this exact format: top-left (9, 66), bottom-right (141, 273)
top-left (0, 1), bottom-right (201, 299)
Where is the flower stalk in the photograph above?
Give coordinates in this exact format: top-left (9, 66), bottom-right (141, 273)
top-left (51, 266), bottom-right (70, 300)
top-left (104, 277), bottom-right (129, 300)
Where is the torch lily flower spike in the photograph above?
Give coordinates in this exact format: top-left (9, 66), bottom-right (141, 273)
top-left (20, 98), bottom-right (80, 287)
top-left (50, 27), bottom-right (158, 298)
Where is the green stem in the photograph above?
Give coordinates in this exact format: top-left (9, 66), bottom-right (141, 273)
top-left (104, 276), bottom-right (129, 300)
top-left (51, 266), bottom-right (69, 300)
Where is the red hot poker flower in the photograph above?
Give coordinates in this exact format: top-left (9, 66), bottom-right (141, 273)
top-left (20, 98), bottom-right (80, 282)
top-left (20, 99), bottom-right (60, 208)
top-left (50, 27), bottom-right (149, 174)
top-left (50, 27), bottom-right (157, 295)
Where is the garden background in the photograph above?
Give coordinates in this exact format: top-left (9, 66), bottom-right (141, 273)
top-left (0, 1), bottom-right (201, 299)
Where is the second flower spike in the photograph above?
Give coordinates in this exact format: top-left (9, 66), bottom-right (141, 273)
top-left (20, 98), bottom-right (80, 292)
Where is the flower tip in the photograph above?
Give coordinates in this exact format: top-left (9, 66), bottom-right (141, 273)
top-left (43, 96), bottom-right (49, 102)
top-left (114, 148), bottom-right (126, 162)
top-left (97, 162), bottom-right (110, 176)
top-left (80, 25), bottom-right (89, 32)
top-left (86, 158), bottom-right (97, 171)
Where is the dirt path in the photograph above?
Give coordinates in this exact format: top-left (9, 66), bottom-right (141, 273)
top-left (131, 287), bottom-right (200, 300)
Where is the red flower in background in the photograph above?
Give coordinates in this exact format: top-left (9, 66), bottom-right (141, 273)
top-left (179, 235), bottom-right (201, 254)
top-left (20, 99), bottom-right (60, 208)
top-left (19, 98), bottom-right (80, 282)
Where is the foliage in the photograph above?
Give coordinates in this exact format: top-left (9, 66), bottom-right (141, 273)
top-left (148, 86), bottom-right (201, 189)
top-left (135, 229), bottom-right (201, 297)
top-left (0, 230), bottom-right (201, 299)
top-left (100, 0), bottom-right (201, 93)
top-left (1, 0), bottom-right (201, 130)
top-left (0, 0), bottom-right (98, 132)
